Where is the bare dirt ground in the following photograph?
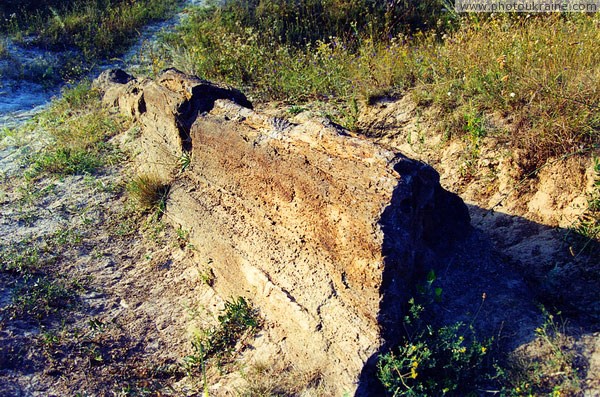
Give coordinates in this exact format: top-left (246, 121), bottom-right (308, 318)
top-left (0, 129), bottom-right (222, 396)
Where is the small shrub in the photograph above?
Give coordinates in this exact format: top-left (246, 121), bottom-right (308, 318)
top-left (127, 174), bottom-right (171, 213)
top-left (185, 297), bottom-right (260, 369)
top-left (377, 298), bottom-right (491, 396)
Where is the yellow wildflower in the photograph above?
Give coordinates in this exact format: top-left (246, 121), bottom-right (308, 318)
top-left (410, 367), bottom-right (418, 379)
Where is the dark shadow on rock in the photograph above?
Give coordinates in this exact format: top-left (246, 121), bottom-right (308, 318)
top-left (355, 160), bottom-right (599, 396)
top-left (468, 205), bottom-right (600, 325)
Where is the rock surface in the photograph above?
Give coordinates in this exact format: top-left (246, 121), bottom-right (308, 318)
top-left (96, 69), bottom-right (471, 393)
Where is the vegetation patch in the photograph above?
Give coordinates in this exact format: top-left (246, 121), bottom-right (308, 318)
top-left (377, 273), bottom-right (587, 396)
top-left (1, 0), bottom-right (182, 62)
top-left (8, 275), bottom-right (81, 321)
top-left (0, 239), bottom-right (42, 274)
top-left (185, 297), bottom-right (261, 371)
top-left (21, 81), bottom-right (127, 178)
top-left (497, 309), bottom-right (585, 396)
top-left (157, 3), bottom-right (598, 171)
top-left (377, 272), bottom-right (493, 396)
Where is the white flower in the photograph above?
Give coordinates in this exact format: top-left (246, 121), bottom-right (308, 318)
top-left (447, 92), bottom-right (452, 96)
top-left (510, 92), bottom-right (516, 98)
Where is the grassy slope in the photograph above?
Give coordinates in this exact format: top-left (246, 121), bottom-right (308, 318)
top-left (2, 0), bottom-right (181, 62)
top-left (158, 4), bottom-right (599, 170)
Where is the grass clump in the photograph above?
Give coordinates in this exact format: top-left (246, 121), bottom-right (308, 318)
top-left (33, 147), bottom-right (104, 175)
top-left (377, 284), bottom-right (586, 397)
top-left (127, 174), bottom-right (171, 213)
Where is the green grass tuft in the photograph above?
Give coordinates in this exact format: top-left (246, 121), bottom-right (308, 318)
top-left (127, 174), bottom-right (171, 213)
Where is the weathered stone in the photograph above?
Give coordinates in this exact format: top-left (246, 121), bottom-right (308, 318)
top-left (96, 69), bottom-right (471, 394)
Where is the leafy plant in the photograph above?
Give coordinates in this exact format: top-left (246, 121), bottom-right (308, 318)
top-left (185, 297), bottom-right (260, 369)
top-left (178, 150), bottom-right (192, 174)
top-left (377, 297), bottom-right (491, 396)
top-left (287, 105), bottom-right (307, 115)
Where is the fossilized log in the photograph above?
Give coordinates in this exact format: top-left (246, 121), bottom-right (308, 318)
top-left (96, 68), bottom-right (470, 394)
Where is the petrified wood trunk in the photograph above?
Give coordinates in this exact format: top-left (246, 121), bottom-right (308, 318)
top-left (96, 68), bottom-right (470, 394)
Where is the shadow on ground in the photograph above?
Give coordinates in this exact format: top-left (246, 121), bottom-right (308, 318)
top-left (356, 167), bottom-right (599, 395)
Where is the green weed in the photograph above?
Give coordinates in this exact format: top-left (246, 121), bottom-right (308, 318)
top-left (9, 275), bottom-right (79, 321)
top-left (185, 297), bottom-right (260, 370)
top-left (287, 105), bottom-right (307, 116)
top-left (0, 240), bottom-right (41, 274)
top-left (377, 297), bottom-right (491, 396)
